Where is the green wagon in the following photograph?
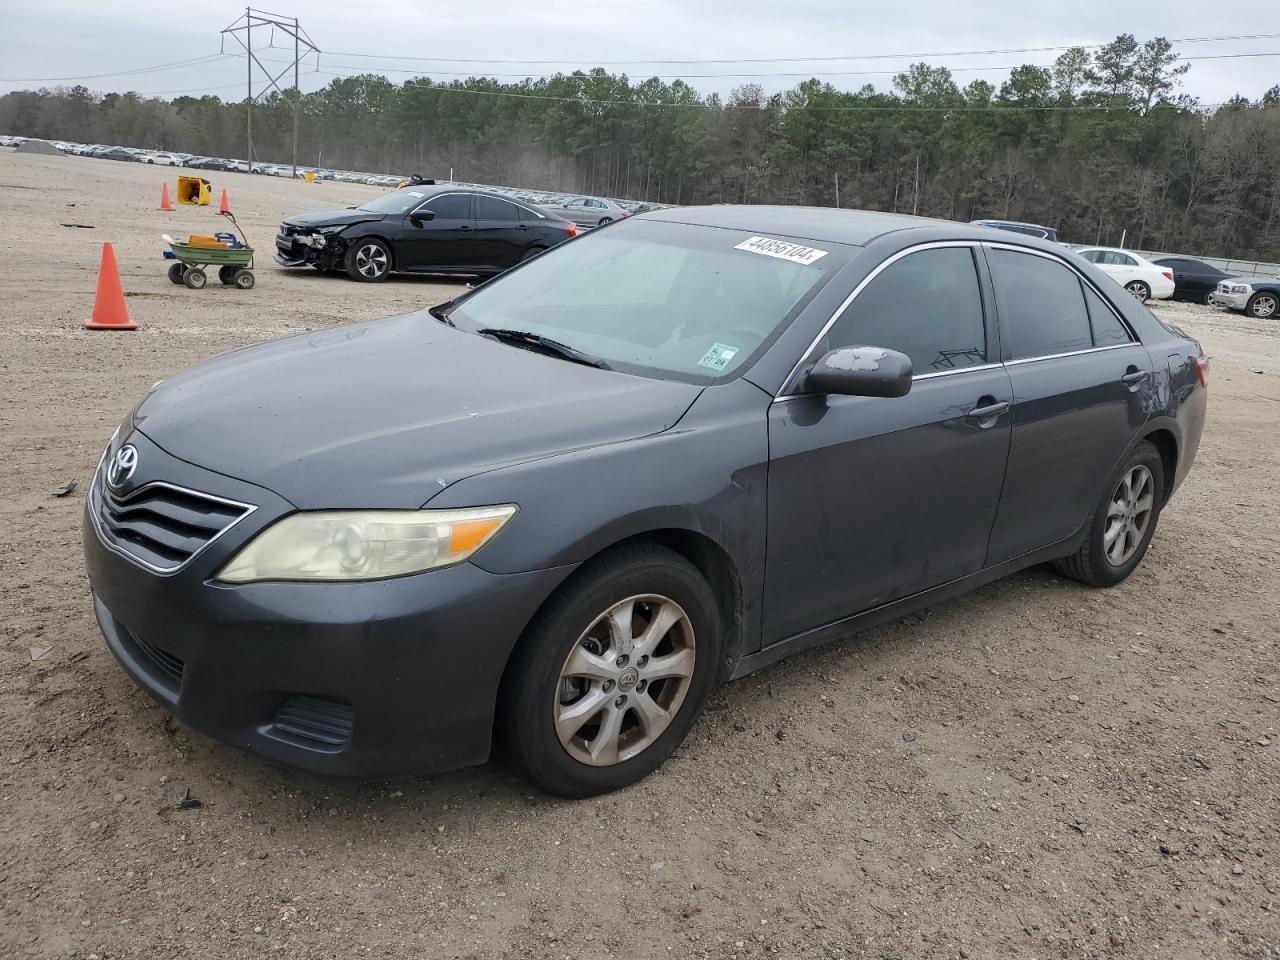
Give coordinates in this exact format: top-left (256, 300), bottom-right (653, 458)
top-left (163, 231), bottom-right (256, 290)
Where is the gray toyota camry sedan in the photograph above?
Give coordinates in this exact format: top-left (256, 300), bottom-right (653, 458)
top-left (84, 206), bottom-right (1207, 797)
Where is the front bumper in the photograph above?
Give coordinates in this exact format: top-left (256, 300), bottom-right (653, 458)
top-left (1210, 290), bottom-right (1250, 309)
top-left (84, 433), bottom-right (576, 778)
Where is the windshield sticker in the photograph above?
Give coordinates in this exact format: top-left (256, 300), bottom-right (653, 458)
top-left (734, 236), bottom-right (828, 265)
top-left (698, 343), bottom-right (739, 372)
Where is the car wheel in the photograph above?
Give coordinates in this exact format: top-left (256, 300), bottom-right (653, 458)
top-left (345, 239), bottom-right (392, 282)
top-left (1125, 281), bottom-right (1151, 302)
top-left (1202, 291), bottom-right (1214, 306)
top-left (520, 246), bottom-right (545, 263)
top-left (598, 217), bottom-right (612, 226)
top-left (167, 262), bottom-right (187, 285)
top-left (1053, 440), bottom-right (1164, 587)
top-left (1246, 291), bottom-right (1278, 319)
top-left (499, 544), bottom-right (722, 797)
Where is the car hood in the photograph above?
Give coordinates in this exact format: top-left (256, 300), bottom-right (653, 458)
top-left (282, 208), bottom-right (387, 229)
top-left (133, 312), bottom-right (702, 508)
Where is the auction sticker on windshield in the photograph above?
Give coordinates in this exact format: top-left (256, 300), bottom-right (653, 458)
top-left (734, 236), bottom-right (828, 266)
top-left (698, 343), bottom-right (739, 372)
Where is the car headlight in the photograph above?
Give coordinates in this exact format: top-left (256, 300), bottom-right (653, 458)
top-left (217, 505), bottom-right (517, 583)
top-left (1232, 284), bottom-right (1250, 294)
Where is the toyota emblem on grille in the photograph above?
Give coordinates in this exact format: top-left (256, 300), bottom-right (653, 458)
top-left (106, 444), bottom-right (139, 489)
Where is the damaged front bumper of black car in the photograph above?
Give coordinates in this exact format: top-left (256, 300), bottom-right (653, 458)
top-left (274, 226), bottom-right (347, 268)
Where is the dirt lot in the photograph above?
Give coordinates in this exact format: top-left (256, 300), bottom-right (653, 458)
top-left (0, 150), bottom-right (1277, 960)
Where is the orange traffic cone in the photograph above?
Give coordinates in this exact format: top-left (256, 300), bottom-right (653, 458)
top-left (159, 181), bottom-right (174, 211)
top-left (83, 243), bottom-right (138, 331)
top-left (217, 188), bottom-right (229, 215)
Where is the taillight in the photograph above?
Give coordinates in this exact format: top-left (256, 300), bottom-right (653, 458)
top-left (1162, 270), bottom-right (1174, 282)
top-left (565, 222), bottom-right (577, 238)
top-left (1194, 356), bottom-right (1209, 387)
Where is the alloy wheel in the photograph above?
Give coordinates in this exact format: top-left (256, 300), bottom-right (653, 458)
top-left (1252, 294), bottom-right (1277, 319)
top-left (554, 594), bottom-right (695, 766)
top-left (1104, 465), bottom-right (1155, 566)
top-left (1125, 282), bottom-right (1149, 301)
top-left (354, 243), bottom-right (389, 279)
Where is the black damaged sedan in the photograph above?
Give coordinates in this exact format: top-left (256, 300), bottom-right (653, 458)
top-left (274, 185), bottom-right (577, 282)
top-left (87, 207), bottom-right (1207, 797)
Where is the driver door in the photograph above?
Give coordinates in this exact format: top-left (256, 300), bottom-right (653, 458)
top-left (400, 192), bottom-right (476, 269)
top-left (762, 245), bottom-right (1013, 644)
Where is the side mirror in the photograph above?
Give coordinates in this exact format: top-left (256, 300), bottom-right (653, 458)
top-left (802, 346), bottom-right (912, 398)
top-left (409, 208), bottom-right (435, 223)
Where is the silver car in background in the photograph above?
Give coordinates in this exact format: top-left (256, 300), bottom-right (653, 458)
top-left (541, 195), bottom-right (631, 228)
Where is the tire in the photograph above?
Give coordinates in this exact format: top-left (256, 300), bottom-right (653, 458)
top-left (167, 262), bottom-right (187, 285)
top-left (232, 269), bottom-right (255, 290)
top-left (218, 265), bottom-right (237, 285)
top-left (1246, 291), bottom-right (1278, 319)
top-left (519, 246), bottom-right (546, 263)
top-left (1125, 281), bottom-right (1151, 302)
top-left (499, 544), bottom-right (722, 798)
top-left (597, 217), bottom-right (612, 226)
top-left (1202, 291), bottom-right (1214, 306)
top-left (1053, 440), bottom-right (1165, 587)
top-left (183, 267), bottom-right (207, 290)
top-left (345, 238), bottom-right (392, 282)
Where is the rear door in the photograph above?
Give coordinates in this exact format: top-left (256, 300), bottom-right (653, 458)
top-left (763, 244), bottom-right (1013, 643)
top-left (473, 195), bottom-right (529, 269)
top-left (400, 192), bottom-right (476, 269)
top-left (983, 245), bottom-right (1152, 563)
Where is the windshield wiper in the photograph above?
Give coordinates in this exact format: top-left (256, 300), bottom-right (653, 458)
top-left (477, 328), bottom-right (611, 370)
top-left (428, 302), bottom-right (455, 326)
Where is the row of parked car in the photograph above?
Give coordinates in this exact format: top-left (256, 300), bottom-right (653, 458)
top-left (973, 218), bottom-right (1277, 319)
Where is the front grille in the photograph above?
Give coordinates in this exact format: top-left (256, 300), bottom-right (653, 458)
top-left (90, 467), bottom-right (254, 574)
top-left (270, 695), bottom-right (354, 750)
top-left (127, 629), bottom-right (185, 692)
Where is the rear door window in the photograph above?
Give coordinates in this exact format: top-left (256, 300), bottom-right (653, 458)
top-left (475, 196), bottom-right (520, 221)
top-left (825, 246), bottom-right (988, 375)
top-left (989, 249), bottom-right (1093, 359)
top-left (1082, 284), bottom-right (1132, 347)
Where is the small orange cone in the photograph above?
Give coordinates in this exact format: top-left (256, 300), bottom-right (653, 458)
top-left (159, 181), bottom-right (174, 211)
top-left (217, 188), bottom-right (230, 215)
top-left (83, 243), bottom-right (137, 331)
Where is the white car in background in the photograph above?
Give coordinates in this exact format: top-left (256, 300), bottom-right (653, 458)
top-left (141, 152), bottom-right (184, 166)
top-left (1075, 247), bottom-right (1175, 303)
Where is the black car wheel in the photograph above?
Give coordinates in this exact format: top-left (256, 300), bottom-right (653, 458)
top-left (499, 544), bottom-right (721, 797)
top-left (520, 246), bottom-right (546, 263)
top-left (346, 239), bottom-right (392, 282)
top-left (1053, 440), bottom-right (1164, 587)
top-left (1247, 291), bottom-right (1278, 319)
top-left (1125, 280), bottom-right (1151, 302)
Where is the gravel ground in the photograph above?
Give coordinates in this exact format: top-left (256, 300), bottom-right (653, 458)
top-left (1, 150), bottom-right (1277, 960)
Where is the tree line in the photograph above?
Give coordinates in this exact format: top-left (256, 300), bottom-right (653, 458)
top-left (2, 34), bottom-right (1278, 259)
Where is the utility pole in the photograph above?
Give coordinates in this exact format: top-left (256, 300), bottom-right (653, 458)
top-left (220, 8), bottom-right (319, 175)
top-left (833, 172), bottom-right (840, 208)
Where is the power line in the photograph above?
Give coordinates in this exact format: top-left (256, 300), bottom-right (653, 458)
top-left (241, 49), bottom-right (1279, 82)
top-left (0, 54), bottom-right (225, 84)
top-left (323, 32), bottom-right (1280, 67)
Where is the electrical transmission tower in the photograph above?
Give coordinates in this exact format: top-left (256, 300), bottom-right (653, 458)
top-left (220, 7), bottom-right (320, 177)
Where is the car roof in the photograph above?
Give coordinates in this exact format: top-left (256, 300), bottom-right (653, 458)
top-left (970, 218), bottom-right (1053, 230)
top-left (639, 204), bottom-right (971, 247)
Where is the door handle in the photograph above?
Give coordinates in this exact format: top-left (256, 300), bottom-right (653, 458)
top-left (516, 224), bottom-right (530, 231)
top-left (1121, 369), bottom-right (1149, 385)
top-left (458, 225), bottom-right (472, 231)
top-left (966, 400), bottom-right (1009, 419)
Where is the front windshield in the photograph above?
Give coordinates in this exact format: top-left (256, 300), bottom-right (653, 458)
top-left (450, 219), bottom-right (848, 382)
top-left (359, 188), bottom-right (429, 215)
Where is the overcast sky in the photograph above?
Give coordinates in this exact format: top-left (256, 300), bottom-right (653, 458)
top-left (1, 0), bottom-right (1276, 104)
